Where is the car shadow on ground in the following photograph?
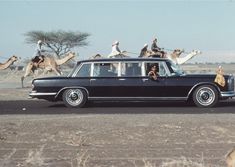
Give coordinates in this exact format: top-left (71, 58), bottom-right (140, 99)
top-left (0, 99), bottom-right (234, 115)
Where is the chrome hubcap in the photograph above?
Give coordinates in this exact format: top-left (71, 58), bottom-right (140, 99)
top-left (196, 87), bottom-right (215, 106)
top-left (66, 89), bottom-right (83, 106)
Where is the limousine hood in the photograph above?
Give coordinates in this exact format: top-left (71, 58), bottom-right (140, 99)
top-left (184, 73), bottom-right (232, 79)
top-left (32, 76), bottom-right (69, 86)
top-left (33, 76), bottom-right (69, 81)
top-left (183, 74), bottom-right (217, 78)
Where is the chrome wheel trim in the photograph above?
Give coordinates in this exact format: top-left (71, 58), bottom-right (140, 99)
top-left (66, 89), bottom-right (83, 106)
top-left (196, 87), bottom-right (215, 106)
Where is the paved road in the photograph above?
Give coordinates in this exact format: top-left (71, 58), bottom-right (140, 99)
top-left (0, 99), bottom-right (235, 114)
top-left (0, 99), bottom-right (235, 167)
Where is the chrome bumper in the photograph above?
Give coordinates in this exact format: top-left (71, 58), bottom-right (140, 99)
top-left (221, 91), bottom-right (235, 98)
top-left (29, 91), bottom-right (57, 97)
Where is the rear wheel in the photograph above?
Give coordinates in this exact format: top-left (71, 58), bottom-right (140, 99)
top-left (62, 89), bottom-right (87, 108)
top-left (193, 85), bottom-right (219, 108)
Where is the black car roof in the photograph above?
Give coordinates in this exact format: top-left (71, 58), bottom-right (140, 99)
top-left (77, 58), bottom-right (171, 64)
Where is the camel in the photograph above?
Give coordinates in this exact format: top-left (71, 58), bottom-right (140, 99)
top-left (167, 49), bottom-right (201, 65)
top-left (21, 52), bottom-right (76, 88)
top-left (226, 147), bottom-right (235, 167)
top-left (89, 54), bottom-right (103, 59)
top-left (0, 55), bottom-right (18, 70)
top-left (141, 49), bottom-right (201, 65)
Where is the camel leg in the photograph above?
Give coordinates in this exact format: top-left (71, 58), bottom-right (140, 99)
top-left (21, 63), bottom-right (33, 88)
top-left (52, 67), bottom-right (62, 76)
top-left (41, 69), bottom-right (50, 76)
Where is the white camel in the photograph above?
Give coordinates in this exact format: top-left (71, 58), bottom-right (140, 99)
top-left (167, 49), bottom-right (202, 65)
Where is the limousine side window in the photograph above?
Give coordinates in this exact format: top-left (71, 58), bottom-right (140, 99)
top-left (144, 62), bottom-right (168, 77)
top-left (93, 63), bottom-right (118, 77)
top-left (121, 62), bottom-right (142, 77)
top-left (75, 63), bottom-right (91, 77)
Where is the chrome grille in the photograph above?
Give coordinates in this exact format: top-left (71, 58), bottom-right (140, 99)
top-left (232, 76), bottom-right (234, 90)
top-left (228, 75), bottom-right (234, 91)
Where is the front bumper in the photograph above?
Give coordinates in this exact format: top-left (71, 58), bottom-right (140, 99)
top-left (221, 91), bottom-right (235, 98)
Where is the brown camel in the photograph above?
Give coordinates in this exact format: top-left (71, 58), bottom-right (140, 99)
top-left (21, 52), bottom-right (76, 87)
top-left (0, 55), bottom-right (18, 70)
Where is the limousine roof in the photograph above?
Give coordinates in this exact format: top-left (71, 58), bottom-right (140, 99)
top-left (77, 58), bottom-right (171, 64)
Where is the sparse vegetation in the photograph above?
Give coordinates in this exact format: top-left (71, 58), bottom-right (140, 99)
top-left (25, 30), bottom-right (90, 58)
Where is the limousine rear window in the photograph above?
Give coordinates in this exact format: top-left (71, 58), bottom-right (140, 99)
top-left (121, 62), bottom-right (142, 77)
top-left (93, 63), bottom-right (118, 77)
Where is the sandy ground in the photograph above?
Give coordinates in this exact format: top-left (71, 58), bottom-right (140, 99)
top-left (0, 64), bottom-right (235, 167)
top-left (1, 106), bottom-right (235, 167)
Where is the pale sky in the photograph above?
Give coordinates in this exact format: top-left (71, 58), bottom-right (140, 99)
top-left (0, 0), bottom-right (235, 63)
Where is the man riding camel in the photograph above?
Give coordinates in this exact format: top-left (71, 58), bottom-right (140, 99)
top-left (32, 40), bottom-right (45, 67)
top-left (151, 38), bottom-right (166, 58)
top-left (108, 40), bottom-right (127, 58)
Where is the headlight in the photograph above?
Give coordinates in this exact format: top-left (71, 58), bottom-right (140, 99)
top-left (31, 83), bottom-right (35, 89)
top-left (228, 75), bottom-right (234, 91)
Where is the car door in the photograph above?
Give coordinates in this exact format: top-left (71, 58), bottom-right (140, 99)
top-left (89, 62), bottom-right (144, 98)
top-left (163, 61), bottom-right (192, 97)
top-left (89, 62), bottom-right (120, 97)
top-left (116, 62), bottom-right (143, 97)
top-left (141, 61), bottom-right (168, 97)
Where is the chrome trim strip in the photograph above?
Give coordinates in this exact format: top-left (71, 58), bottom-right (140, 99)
top-left (221, 91), bottom-right (235, 98)
top-left (88, 97), bottom-right (187, 101)
top-left (29, 92), bottom-right (57, 96)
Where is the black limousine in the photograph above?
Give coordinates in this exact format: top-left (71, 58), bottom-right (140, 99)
top-left (29, 58), bottom-right (235, 108)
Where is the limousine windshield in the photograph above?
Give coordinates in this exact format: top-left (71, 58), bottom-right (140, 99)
top-left (166, 61), bottom-right (185, 76)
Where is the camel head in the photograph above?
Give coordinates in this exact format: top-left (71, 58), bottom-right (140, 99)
top-left (10, 55), bottom-right (18, 63)
top-left (90, 54), bottom-right (102, 59)
top-left (171, 49), bottom-right (184, 58)
top-left (66, 52), bottom-right (76, 59)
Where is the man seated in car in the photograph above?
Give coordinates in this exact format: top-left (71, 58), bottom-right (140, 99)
top-left (148, 64), bottom-right (159, 80)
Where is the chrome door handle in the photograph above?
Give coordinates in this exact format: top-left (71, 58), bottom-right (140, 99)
top-left (142, 78), bottom-right (148, 82)
top-left (90, 79), bottom-right (96, 81)
top-left (119, 78), bottom-right (126, 81)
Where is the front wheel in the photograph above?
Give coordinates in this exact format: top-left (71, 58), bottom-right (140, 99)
top-left (62, 89), bottom-right (87, 108)
top-left (193, 85), bottom-right (219, 108)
